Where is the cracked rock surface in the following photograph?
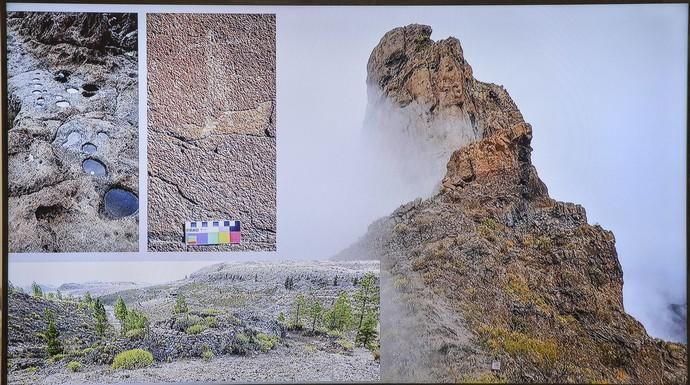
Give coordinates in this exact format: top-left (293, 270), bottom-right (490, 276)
top-left (147, 14), bottom-right (276, 252)
top-left (6, 12), bottom-right (139, 253)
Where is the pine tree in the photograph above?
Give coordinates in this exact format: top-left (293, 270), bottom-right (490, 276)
top-left (333, 275), bottom-right (339, 286)
top-left (94, 298), bottom-right (108, 336)
top-left (325, 292), bottom-right (353, 331)
top-left (44, 309), bottom-right (63, 356)
top-left (31, 282), bottom-right (43, 298)
top-left (353, 272), bottom-right (379, 330)
top-left (56, 290), bottom-right (62, 300)
top-left (114, 296), bottom-right (128, 333)
top-left (174, 294), bottom-right (188, 315)
top-left (356, 313), bottom-right (378, 349)
top-left (292, 294), bottom-right (306, 329)
top-left (83, 291), bottom-right (93, 307)
top-left (308, 298), bottom-right (323, 333)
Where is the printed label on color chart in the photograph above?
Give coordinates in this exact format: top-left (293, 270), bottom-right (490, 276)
top-left (185, 220), bottom-right (241, 246)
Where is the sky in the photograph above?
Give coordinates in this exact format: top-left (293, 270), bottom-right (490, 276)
top-left (8, 4), bottom-right (687, 341)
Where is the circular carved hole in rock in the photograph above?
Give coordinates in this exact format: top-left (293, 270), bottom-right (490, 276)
top-left (62, 132), bottom-right (81, 148)
top-left (32, 90), bottom-right (41, 95)
top-left (36, 97), bottom-right (45, 105)
top-left (82, 91), bottom-right (96, 98)
top-left (66, 87), bottom-right (79, 94)
top-left (53, 70), bottom-right (71, 83)
top-left (56, 100), bottom-right (70, 108)
top-left (82, 158), bottom-right (107, 177)
top-left (32, 78), bottom-right (40, 83)
top-left (55, 95), bottom-right (63, 101)
top-left (32, 83), bottom-right (42, 89)
top-left (82, 83), bottom-right (99, 92)
top-left (104, 188), bottom-right (138, 218)
top-left (82, 142), bottom-right (97, 154)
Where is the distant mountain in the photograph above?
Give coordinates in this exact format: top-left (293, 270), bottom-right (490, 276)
top-left (56, 281), bottom-right (145, 298)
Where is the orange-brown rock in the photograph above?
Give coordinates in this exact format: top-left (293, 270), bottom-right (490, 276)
top-left (339, 24), bottom-right (687, 383)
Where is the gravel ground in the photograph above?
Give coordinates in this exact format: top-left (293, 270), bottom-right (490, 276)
top-left (10, 339), bottom-right (379, 384)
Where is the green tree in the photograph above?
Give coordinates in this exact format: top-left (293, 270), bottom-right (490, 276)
top-left (94, 298), bottom-right (108, 336)
top-left (291, 294), bottom-right (306, 329)
top-left (31, 282), bottom-right (43, 298)
top-left (43, 309), bottom-right (62, 357)
top-left (174, 294), bottom-right (188, 315)
top-left (56, 290), bottom-right (62, 300)
top-left (325, 292), bottom-right (352, 332)
top-left (356, 313), bottom-right (378, 349)
top-left (333, 275), bottom-right (339, 286)
top-left (277, 312), bottom-right (286, 326)
top-left (123, 309), bottom-right (149, 334)
top-left (114, 296), bottom-right (128, 333)
top-left (83, 291), bottom-right (93, 307)
top-left (353, 272), bottom-right (379, 330)
top-left (308, 298), bottom-right (323, 333)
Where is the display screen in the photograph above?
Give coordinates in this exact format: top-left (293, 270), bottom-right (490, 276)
top-left (2, 3), bottom-right (687, 384)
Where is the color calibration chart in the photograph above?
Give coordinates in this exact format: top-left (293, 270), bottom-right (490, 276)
top-left (185, 220), bottom-right (241, 246)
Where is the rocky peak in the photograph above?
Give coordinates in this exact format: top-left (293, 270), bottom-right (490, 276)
top-left (367, 24), bottom-right (524, 139)
top-left (339, 24), bottom-right (687, 383)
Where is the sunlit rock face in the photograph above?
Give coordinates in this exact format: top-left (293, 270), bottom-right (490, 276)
top-left (338, 24), bottom-right (687, 384)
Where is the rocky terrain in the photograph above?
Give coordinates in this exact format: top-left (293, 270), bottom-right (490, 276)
top-left (338, 24), bottom-right (687, 383)
top-left (6, 12), bottom-right (139, 252)
top-left (7, 261), bottom-right (380, 384)
top-left (147, 14), bottom-right (276, 252)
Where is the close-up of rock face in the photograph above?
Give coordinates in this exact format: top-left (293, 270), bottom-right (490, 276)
top-left (147, 13), bottom-right (276, 252)
top-left (337, 24), bottom-right (687, 383)
top-left (6, 12), bottom-right (139, 252)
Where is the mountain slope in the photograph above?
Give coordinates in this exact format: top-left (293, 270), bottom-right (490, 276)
top-left (337, 24), bottom-right (687, 383)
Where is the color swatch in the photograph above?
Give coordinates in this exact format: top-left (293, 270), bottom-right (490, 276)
top-left (185, 220), bottom-right (241, 246)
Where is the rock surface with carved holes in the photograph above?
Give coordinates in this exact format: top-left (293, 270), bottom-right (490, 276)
top-left (6, 12), bottom-right (138, 252)
top-left (336, 24), bottom-right (687, 383)
top-left (146, 14), bottom-right (276, 251)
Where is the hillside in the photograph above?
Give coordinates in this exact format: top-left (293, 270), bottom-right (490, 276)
top-left (7, 261), bottom-right (380, 384)
top-left (337, 24), bottom-right (687, 383)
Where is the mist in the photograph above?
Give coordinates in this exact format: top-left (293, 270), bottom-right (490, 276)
top-left (276, 6), bottom-right (686, 343)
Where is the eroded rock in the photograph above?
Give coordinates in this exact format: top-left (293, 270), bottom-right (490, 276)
top-left (6, 12), bottom-right (138, 252)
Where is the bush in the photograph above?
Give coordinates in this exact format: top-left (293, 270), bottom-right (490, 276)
top-left (202, 348), bottom-right (214, 361)
top-left (66, 360), bottom-right (82, 372)
top-left (111, 349), bottom-right (154, 370)
top-left (186, 323), bottom-right (207, 335)
top-left (336, 338), bottom-right (354, 351)
top-left (48, 353), bottom-right (66, 363)
top-left (125, 328), bottom-right (146, 340)
top-left (254, 333), bottom-right (279, 352)
top-left (204, 317), bottom-right (218, 328)
top-left (228, 333), bottom-right (251, 355)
